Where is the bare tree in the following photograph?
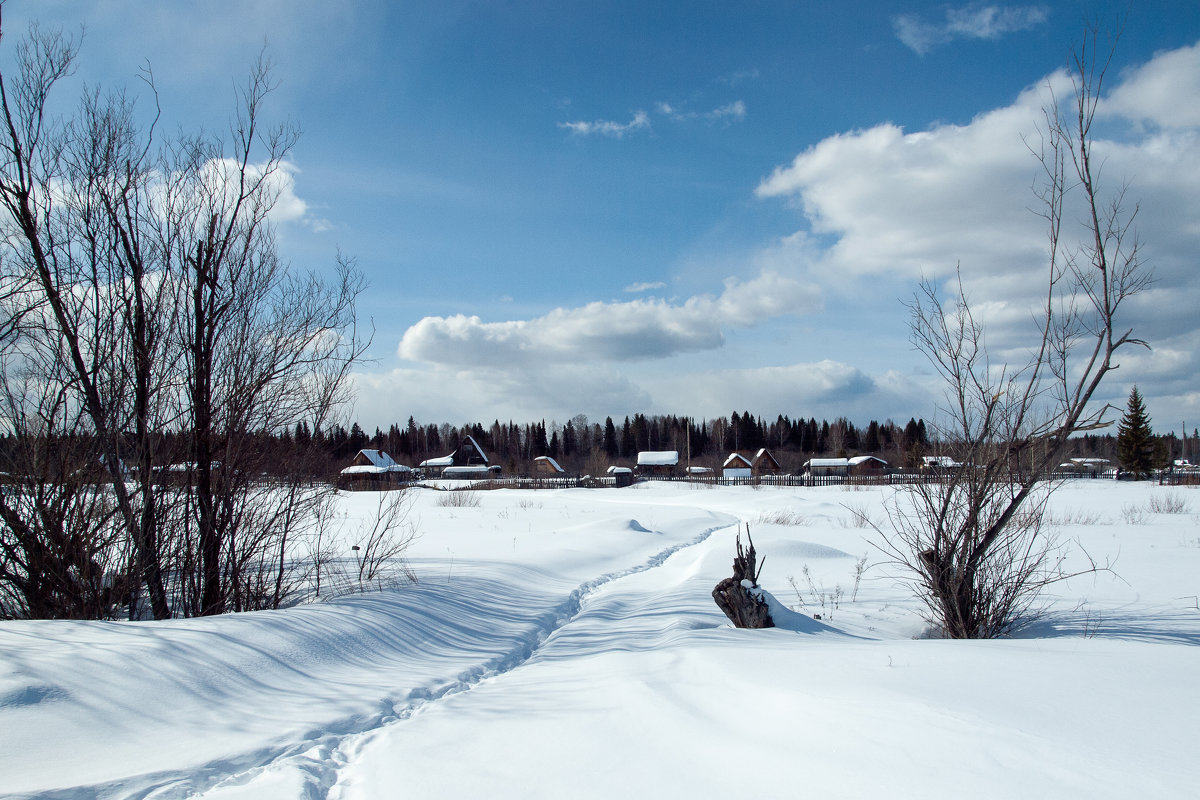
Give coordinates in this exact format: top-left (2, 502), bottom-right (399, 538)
top-left (0, 21), bottom-right (369, 618)
top-left (884, 29), bottom-right (1149, 639)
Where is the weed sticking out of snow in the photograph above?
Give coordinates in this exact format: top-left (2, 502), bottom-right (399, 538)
top-left (755, 509), bottom-right (809, 526)
top-left (839, 502), bottom-right (876, 529)
top-left (437, 490), bottom-right (482, 508)
top-left (1121, 503), bottom-right (1148, 525)
top-left (1146, 492), bottom-right (1191, 515)
top-left (1045, 508), bottom-right (1105, 526)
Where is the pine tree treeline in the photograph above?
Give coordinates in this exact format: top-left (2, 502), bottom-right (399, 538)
top-left (3, 409), bottom-right (1182, 481)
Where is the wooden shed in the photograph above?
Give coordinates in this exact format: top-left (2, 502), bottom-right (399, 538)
top-left (635, 451), bottom-right (679, 477)
top-left (751, 448), bottom-right (782, 476)
top-left (847, 455), bottom-right (888, 476)
top-left (722, 453), bottom-right (752, 478)
top-left (534, 456), bottom-right (566, 475)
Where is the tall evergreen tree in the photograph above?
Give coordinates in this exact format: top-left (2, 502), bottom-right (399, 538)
top-left (1117, 386), bottom-right (1155, 478)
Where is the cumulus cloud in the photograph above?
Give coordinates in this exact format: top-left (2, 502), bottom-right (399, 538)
top-left (558, 110), bottom-right (651, 138)
top-left (893, 4), bottom-right (1048, 55)
top-left (397, 272), bottom-right (820, 367)
top-left (756, 39), bottom-right (1200, 427)
top-left (1104, 41), bottom-right (1200, 129)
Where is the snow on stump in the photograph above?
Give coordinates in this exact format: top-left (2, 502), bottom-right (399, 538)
top-left (712, 527), bottom-right (774, 629)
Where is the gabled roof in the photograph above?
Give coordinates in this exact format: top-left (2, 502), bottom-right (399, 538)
top-left (637, 450), bottom-right (679, 466)
top-left (534, 455), bottom-right (565, 472)
top-left (343, 449), bottom-right (411, 475)
top-left (355, 449), bottom-right (397, 469)
top-left (461, 435), bottom-right (488, 464)
top-left (848, 455), bottom-right (887, 466)
top-left (723, 453), bottom-right (753, 469)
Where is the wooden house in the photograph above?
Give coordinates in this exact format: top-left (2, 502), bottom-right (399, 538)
top-left (722, 453), bottom-right (752, 478)
top-left (339, 449), bottom-right (412, 489)
top-left (751, 448), bottom-right (781, 476)
top-left (635, 450), bottom-right (679, 477)
top-left (420, 435), bottom-right (494, 476)
top-left (534, 456), bottom-right (566, 475)
top-left (805, 457), bottom-right (849, 476)
top-left (847, 455), bottom-right (888, 476)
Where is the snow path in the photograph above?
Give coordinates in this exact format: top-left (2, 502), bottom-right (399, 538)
top-left (126, 512), bottom-right (739, 800)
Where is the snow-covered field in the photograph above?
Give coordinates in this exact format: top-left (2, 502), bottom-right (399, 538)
top-left (2, 480), bottom-right (1198, 799)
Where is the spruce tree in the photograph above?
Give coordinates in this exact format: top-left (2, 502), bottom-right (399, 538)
top-left (1117, 386), bottom-right (1154, 478)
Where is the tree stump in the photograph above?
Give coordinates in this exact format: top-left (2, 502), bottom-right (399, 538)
top-left (712, 527), bottom-right (774, 628)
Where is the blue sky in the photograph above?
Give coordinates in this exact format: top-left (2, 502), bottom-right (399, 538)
top-left (8, 1), bottom-right (1200, 435)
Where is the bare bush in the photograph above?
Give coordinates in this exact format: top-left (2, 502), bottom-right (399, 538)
top-left (314, 491), bottom-right (417, 597)
top-left (884, 30), bottom-right (1142, 638)
top-left (437, 490), bottom-right (481, 508)
top-left (754, 509), bottom-right (809, 526)
top-left (1146, 493), bottom-right (1190, 515)
top-left (1120, 504), bottom-right (1148, 525)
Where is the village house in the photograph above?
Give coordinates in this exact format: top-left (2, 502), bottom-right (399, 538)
top-left (420, 435), bottom-right (496, 477)
top-left (804, 457), bottom-right (849, 476)
top-left (722, 453), bottom-right (753, 478)
top-left (636, 450), bottom-right (679, 477)
top-left (339, 449), bottom-right (412, 489)
top-left (847, 455), bottom-right (888, 477)
top-left (533, 456), bottom-right (565, 476)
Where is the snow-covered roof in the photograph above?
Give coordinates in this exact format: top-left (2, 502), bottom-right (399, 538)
top-left (686, 466), bottom-right (713, 474)
top-left (462, 435), bottom-right (488, 464)
top-left (723, 453), bottom-right (753, 469)
top-left (443, 465), bottom-right (498, 476)
top-left (420, 455), bottom-right (455, 468)
top-left (355, 449), bottom-right (397, 469)
top-left (607, 466), bottom-right (633, 474)
top-left (534, 456), bottom-right (565, 472)
top-left (637, 451), bottom-right (679, 467)
top-left (807, 458), bottom-right (849, 468)
top-left (848, 455), bottom-right (887, 466)
top-left (1070, 457), bottom-right (1112, 465)
top-left (922, 456), bottom-right (961, 468)
top-left (341, 463), bottom-right (412, 476)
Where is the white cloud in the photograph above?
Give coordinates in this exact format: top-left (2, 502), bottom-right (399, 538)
top-left (397, 272), bottom-right (820, 367)
top-left (624, 281), bottom-right (667, 293)
top-left (755, 39), bottom-right (1200, 431)
top-left (893, 4), bottom-right (1048, 55)
top-left (1104, 41), bottom-right (1200, 129)
top-left (655, 100), bottom-right (746, 125)
top-left (558, 111), bottom-right (650, 138)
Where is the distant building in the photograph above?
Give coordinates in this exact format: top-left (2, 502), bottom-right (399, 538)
top-left (534, 456), bottom-right (566, 475)
top-left (420, 435), bottom-right (494, 476)
top-left (805, 458), bottom-right (849, 476)
top-left (339, 449), bottom-right (412, 489)
top-left (848, 455), bottom-right (888, 476)
top-left (636, 451), bottom-right (679, 477)
top-left (722, 453), bottom-right (753, 479)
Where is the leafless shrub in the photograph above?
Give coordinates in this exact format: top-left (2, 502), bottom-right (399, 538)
top-left (1146, 493), bottom-right (1190, 515)
top-left (437, 490), bottom-right (481, 508)
top-left (316, 491), bottom-right (418, 597)
top-left (884, 29), bottom-right (1143, 638)
top-left (840, 503), bottom-right (875, 529)
top-left (1120, 504), bottom-right (1148, 525)
top-left (1044, 508), bottom-right (1105, 526)
top-left (755, 509), bottom-right (809, 526)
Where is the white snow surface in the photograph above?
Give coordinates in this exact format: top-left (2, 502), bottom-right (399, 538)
top-left (2, 480), bottom-right (1199, 798)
